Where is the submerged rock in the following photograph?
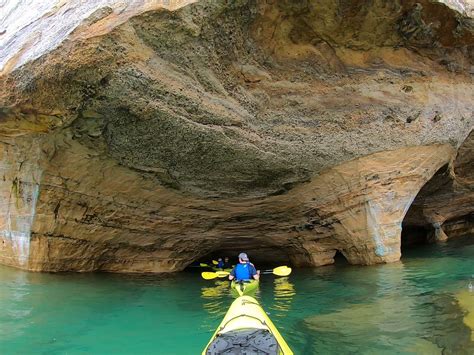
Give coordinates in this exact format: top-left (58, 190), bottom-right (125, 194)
top-left (304, 291), bottom-right (474, 353)
top-left (456, 289), bottom-right (474, 341)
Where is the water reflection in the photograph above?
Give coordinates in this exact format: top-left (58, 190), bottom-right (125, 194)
top-left (201, 280), bottom-right (229, 299)
top-left (201, 280), bottom-right (229, 316)
top-left (0, 267), bottom-right (32, 340)
top-left (271, 277), bottom-right (295, 313)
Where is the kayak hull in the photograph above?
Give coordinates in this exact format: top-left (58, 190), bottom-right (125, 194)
top-left (202, 295), bottom-right (293, 355)
top-left (231, 279), bottom-right (259, 296)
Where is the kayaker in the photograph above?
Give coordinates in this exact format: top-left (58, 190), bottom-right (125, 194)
top-left (223, 257), bottom-right (232, 269)
top-left (216, 258), bottom-right (224, 269)
top-left (229, 253), bottom-right (259, 281)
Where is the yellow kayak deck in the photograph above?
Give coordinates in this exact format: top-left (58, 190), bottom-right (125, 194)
top-left (202, 295), bottom-right (293, 355)
top-left (231, 279), bottom-right (259, 297)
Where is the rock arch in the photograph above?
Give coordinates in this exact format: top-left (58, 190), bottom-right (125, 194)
top-left (289, 144), bottom-right (455, 266)
top-left (402, 130), bottom-right (474, 246)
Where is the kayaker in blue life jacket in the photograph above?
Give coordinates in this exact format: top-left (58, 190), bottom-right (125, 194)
top-left (229, 253), bottom-right (259, 281)
top-left (223, 257), bottom-right (232, 269)
top-left (217, 258), bottom-right (224, 269)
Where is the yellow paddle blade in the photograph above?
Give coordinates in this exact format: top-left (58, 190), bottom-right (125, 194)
top-left (273, 266), bottom-right (292, 277)
top-left (201, 271), bottom-right (229, 280)
top-left (200, 263), bottom-right (210, 267)
top-left (201, 272), bottom-right (218, 280)
top-left (212, 260), bottom-right (218, 265)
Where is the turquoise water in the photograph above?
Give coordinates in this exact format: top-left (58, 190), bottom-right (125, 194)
top-left (1, 237), bottom-right (473, 354)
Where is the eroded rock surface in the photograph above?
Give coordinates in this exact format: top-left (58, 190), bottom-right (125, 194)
top-left (0, 0), bottom-right (473, 272)
top-left (403, 130), bottom-right (474, 243)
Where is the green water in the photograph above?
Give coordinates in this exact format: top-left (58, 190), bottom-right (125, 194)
top-left (1, 237), bottom-right (473, 354)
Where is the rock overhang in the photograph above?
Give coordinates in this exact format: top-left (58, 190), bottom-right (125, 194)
top-left (0, 0), bottom-right (472, 272)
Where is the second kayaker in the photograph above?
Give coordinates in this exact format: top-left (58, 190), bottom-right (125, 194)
top-left (229, 253), bottom-right (259, 281)
top-left (223, 256), bottom-right (232, 269)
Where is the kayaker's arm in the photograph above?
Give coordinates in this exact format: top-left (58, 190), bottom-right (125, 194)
top-left (228, 268), bottom-right (235, 280)
top-left (249, 264), bottom-right (259, 280)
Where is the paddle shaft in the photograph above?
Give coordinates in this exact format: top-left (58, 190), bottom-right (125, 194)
top-left (202, 266), bottom-right (291, 279)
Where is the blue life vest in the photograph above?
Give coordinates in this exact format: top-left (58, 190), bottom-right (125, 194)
top-left (235, 263), bottom-right (251, 280)
top-left (217, 260), bottom-right (224, 268)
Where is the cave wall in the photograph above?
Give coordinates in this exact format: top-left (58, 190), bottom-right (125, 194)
top-left (0, 0), bottom-right (472, 272)
top-left (402, 130), bottom-right (474, 244)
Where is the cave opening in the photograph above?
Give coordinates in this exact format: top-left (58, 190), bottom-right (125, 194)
top-left (401, 163), bottom-right (451, 251)
top-left (191, 243), bottom-right (293, 271)
top-left (401, 225), bottom-right (431, 250)
top-left (334, 250), bottom-right (349, 265)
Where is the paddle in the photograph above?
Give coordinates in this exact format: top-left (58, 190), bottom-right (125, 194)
top-left (198, 261), bottom-right (219, 268)
top-left (201, 271), bottom-right (230, 280)
top-left (189, 262), bottom-right (214, 268)
top-left (260, 266), bottom-right (292, 277)
top-left (201, 266), bottom-right (292, 280)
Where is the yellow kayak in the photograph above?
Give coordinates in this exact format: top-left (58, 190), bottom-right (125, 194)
top-left (212, 267), bottom-right (233, 273)
top-left (231, 279), bottom-right (259, 297)
top-left (202, 295), bottom-right (293, 355)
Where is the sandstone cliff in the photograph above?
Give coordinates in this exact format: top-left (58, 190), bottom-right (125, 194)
top-left (0, 0), bottom-right (472, 272)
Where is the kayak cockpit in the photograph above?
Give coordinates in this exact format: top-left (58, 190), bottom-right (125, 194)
top-left (202, 296), bottom-right (293, 355)
top-left (205, 328), bottom-right (281, 355)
